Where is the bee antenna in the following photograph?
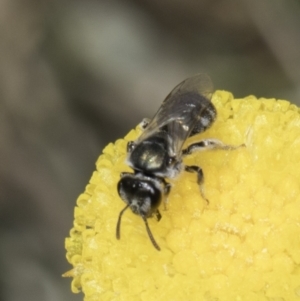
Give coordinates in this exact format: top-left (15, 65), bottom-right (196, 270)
top-left (116, 204), bottom-right (130, 240)
top-left (142, 215), bottom-right (161, 251)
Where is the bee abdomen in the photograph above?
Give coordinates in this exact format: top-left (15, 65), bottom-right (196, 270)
top-left (190, 101), bottom-right (216, 136)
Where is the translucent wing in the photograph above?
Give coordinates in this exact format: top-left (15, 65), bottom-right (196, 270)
top-left (136, 74), bottom-right (214, 157)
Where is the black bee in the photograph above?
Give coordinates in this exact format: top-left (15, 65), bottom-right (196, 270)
top-left (116, 74), bottom-right (239, 250)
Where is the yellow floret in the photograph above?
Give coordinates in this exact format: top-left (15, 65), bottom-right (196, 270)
top-left (64, 91), bottom-right (300, 300)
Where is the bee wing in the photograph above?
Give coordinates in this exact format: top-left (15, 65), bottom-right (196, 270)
top-left (137, 74), bottom-right (214, 157)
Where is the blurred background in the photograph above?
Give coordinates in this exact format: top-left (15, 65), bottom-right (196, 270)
top-left (1, 0), bottom-right (300, 300)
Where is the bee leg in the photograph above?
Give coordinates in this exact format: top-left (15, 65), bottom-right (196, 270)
top-left (139, 118), bottom-right (151, 130)
top-left (120, 171), bottom-right (134, 177)
top-left (155, 209), bottom-right (162, 221)
top-left (184, 165), bottom-right (209, 204)
top-left (162, 180), bottom-right (171, 211)
top-left (182, 139), bottom-right (245, 156)
top-left (127, 141), bottom-right (136, 153)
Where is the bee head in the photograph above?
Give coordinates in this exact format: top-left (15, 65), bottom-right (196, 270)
top-left (116, 173), bottom-right (162, 250)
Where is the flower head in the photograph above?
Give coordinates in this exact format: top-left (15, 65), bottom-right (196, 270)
top-left (64, 91), bottom-right (300, 300)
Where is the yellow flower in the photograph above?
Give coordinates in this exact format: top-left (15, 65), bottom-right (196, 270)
top-left (64, 91), bottom-right (300, 301)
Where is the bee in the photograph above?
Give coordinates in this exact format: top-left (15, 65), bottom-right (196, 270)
top-left (116, 74), bottom-right (240, 250)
